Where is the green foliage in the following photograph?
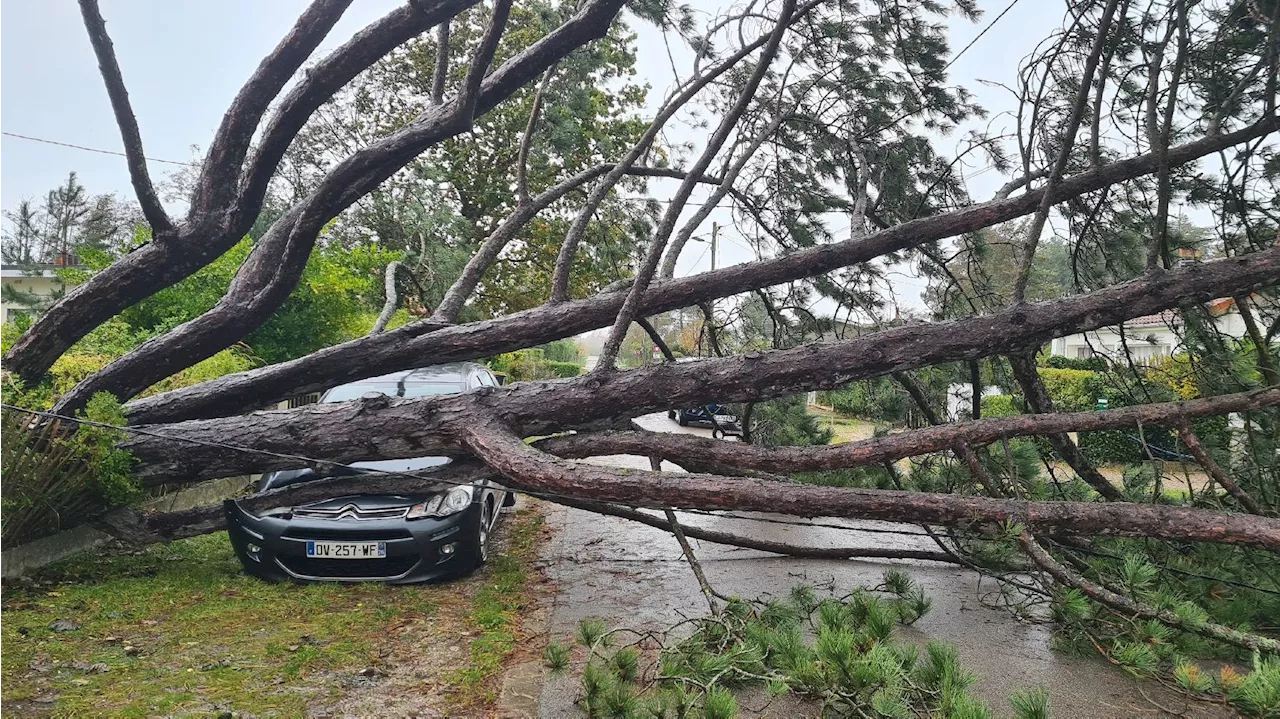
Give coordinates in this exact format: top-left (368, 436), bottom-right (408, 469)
top-left (541, 338), bottom-right (585, 365)
top-left (489, 345), bottom-right (584, 382)
top-left (544, 642), bottom-right (573, 674)
top-left (1034, 368), bottom-right (1100, 412)
top-left (979, 394), bottom-right (1020, 418)
top-left (573, 579), bottom-right (1025, 718)
top-left (611, 647), bottom-right (640, 684)
top-left (1009, 687), bottom-right (1050, 719)
top-left (1229, 658), bottom-right (1280, 718)
top-left (578, 618), bottom-right (609, 648)
top-left (1040, 354), bottom-right (1110, 371)
top-left (820, 376), bottom-right (910, 423)
top-left (0, 392), bottom-right (137, 544)
top-left (743, 395), bottom-right (833, 448)
top-left (547, 360), bottom-right (585, 378)
top-left (282, 2), bottom-right (655, 315)
top-left (118, 238), bottom-right (397, 365)
top-left (700, 686), bottom-right (737, 719)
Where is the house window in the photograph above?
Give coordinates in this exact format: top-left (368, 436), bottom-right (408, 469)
top-left (1130, 344), bottom-right (1170, 365)
top-left (1075, 346), bottom-right (1093, 359)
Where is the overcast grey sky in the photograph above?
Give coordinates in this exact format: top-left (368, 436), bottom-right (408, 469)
top-left (1, 1), bottom-right (1062, 308)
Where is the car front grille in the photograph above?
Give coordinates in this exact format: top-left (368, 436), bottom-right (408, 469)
top-left (277, 555), bottom-right (420, 580)
top-left (292, 504), bottom-right (408, 520)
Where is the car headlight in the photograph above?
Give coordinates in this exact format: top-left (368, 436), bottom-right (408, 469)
top-left (406, 486), bottom-right (474, 519)
top-left (258, 506), bottom-right (292, 518)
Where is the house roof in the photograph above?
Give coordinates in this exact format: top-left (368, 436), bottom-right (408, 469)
top-left (1, 262), bottom-right (86, 278)
top-left (1123, 296), bottom-right (1247, 328)
top-left (1126, 310), bottom-right (1178, 327)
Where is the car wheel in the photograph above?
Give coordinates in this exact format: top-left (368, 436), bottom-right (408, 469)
top-left (475, 498), bottom-right (494, 567)
top-left (677, 410), bottom-right (689, 426)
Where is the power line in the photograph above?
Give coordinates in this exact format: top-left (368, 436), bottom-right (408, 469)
top-left (943, 0), bottom-right (1023, 71)
top-left (1, 131), bottom-right (196, 167)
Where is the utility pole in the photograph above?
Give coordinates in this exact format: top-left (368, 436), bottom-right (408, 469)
top-left (710, 221), bottom-right (718, 272)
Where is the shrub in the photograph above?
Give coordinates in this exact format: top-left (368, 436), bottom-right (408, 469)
top-left (980, 394), bottom-right (1020, 418)
top-left (820, 377), bottom-right (910, 423)
top-left (1041, 355), bottom-right (1109, 371)
top-left (1, 392), bottom-right (137, 545)
top-left (1036, 368), bottom-right (1101, 412)
top-left (545, 360), bottom-right (583, 378)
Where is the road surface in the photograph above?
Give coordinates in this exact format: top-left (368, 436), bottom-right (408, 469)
top-left (517, 410), bottom-right (1227, 718)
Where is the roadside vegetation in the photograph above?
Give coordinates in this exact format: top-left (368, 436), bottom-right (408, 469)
top-left (1, 506), bottom-right (547, 716)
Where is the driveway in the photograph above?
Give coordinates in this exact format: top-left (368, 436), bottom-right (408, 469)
top-left (522, 412), bottom-right (1227, 718)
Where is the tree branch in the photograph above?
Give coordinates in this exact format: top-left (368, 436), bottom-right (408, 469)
top-left (0, 0), bottom-right (610, 388)
top-left (532, 389), bottom-right (1279, 478)
top-left (431, 20), bottom-right (452, 105)
top-left (516, 64), bottom-right (558, 205)
top-left (1011, 0), bottom-right (1122, 303)
top-left (191, 0), bottom-right (354, 216)
top-left (664, 505), bottom-right (721, 615)
top-left (238, 0), bottom-right (479, 229)
top-left (433, 165), bottom-right (721, 322)
top-left (76, 0), bottom-right (171, 233)
top-left (547, 0), bottom-right (820, 304)
top-left (1177, 419), bottom-right (1270, 516)
top-left (549, 496), bottom-right (961, 563)
top-left (50, 0), bottom-right (623, 415)
top-left (462, 419), bottom-right (1280, 550)
top-left (1008, 352), bottom-right (1125, 501)
top-left (1018, 532), bottom-right (1280, 653)
top-left (118, 119), bottom-right (1280, 424)
top-left (658, 114), bottom-right (785, 279)
top-left (594, 0), bottom-right (798, 370)
top-left (371, 261), bottom-right (408, 334)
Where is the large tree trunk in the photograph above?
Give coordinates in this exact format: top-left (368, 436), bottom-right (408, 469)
top-left (120, 250), bottom-right (1280, 485)
top-left (121, 120), bottom-right (1280, 425)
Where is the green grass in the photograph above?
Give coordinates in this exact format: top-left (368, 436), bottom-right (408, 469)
top-left (3, 507), bottom-right (547, 717)
top-left (444, 509), bottom-right (546, 708)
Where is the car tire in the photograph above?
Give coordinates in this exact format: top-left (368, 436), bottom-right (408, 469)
top-left (677, 410), bottom-right (689, 426)
top-left (474, 497), bottom-right (494, 569)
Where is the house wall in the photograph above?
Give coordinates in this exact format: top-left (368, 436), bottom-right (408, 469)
top-left (1050, 312), bottom-right (1247, 364)
top-left (1, 274), bottom-right (63, 324)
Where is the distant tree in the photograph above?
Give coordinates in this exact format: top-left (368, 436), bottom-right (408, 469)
top-left (1, 201), bottom-right (42, 266)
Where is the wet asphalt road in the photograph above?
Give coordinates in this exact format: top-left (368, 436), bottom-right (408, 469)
top-left (530, 412), bottom-right (1227, 718)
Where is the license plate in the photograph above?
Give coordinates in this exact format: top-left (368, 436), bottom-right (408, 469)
top-left (306, 541), bottom-right (386, 559)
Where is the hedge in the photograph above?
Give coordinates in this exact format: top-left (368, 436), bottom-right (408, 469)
top-left (546, 360), bottom-right (583, 378)
top-left (1041, 355), bottom-right (1109, 371)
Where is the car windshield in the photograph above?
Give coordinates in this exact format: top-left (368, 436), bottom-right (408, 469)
top-left (322, 381), bottom-right (465, 403)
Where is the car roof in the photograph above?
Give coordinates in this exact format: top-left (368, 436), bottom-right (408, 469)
top-left (340, 362), bottom-right (490, 387)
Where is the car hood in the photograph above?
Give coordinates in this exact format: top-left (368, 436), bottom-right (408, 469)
top-left (293, 483), bottom-right (475, 513)
top-left (258, 456), bottom-right (452, 492)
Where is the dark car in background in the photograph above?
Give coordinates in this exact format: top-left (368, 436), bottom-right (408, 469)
top-left (667, 404), bottom-right (740, 430)
top-left (225, 363), bottom-right (513, 584)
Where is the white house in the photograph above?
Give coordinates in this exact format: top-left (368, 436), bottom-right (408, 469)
top-left (0, 267), bottom-right (69, 325)
top-left (1049, 297), bottom-right (1252, 365)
